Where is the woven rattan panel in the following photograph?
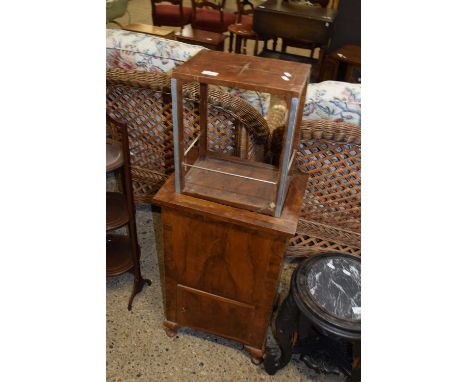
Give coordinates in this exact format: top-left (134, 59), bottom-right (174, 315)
top-left (296, 140), bottom-right (360, 231)
top-left (183, 82), bottom-right (270, 146)
top-left (286, 233), bottom-right (361, 257)
top-left (286, 120), bottom-right (361, 257)
top-left (207, 110), bottom-right (238, 156)
top-left (182, 100), bottom-right (241, 157)
top-left (107, 84), bottom-right (173, 203)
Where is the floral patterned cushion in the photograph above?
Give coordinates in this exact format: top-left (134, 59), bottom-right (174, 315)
top-left (106, 29), bottom-right (204, 73)
top-left (303, 81), bottom-right (361, 126)
top-left (106, 29), bottom-right (270, 116)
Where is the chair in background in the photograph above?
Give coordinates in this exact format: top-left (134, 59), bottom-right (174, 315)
top-left (150, 0), bottom-right (192, 30)
top-left (190, 0), bottom-right (236, 34)
top-left (228, 0), bottom-right (258, 55)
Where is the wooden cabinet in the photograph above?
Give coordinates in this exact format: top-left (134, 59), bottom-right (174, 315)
top-left (153, 174), bottom-right (306, 361)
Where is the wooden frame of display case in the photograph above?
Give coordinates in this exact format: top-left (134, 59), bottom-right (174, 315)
top-left (170, 50), bottom-right (310, 217)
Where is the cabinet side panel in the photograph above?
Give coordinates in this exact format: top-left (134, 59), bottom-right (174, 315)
top-left (249, 237), bottom-right (287, 346)
top-left (162, 209), bottom-right (177, 322)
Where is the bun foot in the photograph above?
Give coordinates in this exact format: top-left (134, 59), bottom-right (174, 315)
top-left (245, 345), bottom-right (264, 365)
top-left (163, 320), bottom-right (179, 338)
top-left (250, 356), bottom-right (263, 365)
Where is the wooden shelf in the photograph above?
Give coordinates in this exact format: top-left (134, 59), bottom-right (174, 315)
top-left (106, 192), bottom-right (129, 231)
top-left (106, 234), bottom-right (134, 276)
top-left (183, 156), bottom-right (279, 215)
top-left (106, 141), bottom-right (124, 173)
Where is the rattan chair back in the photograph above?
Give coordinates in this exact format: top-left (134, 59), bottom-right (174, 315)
top-left (286, 119), bottom-right (361, 257)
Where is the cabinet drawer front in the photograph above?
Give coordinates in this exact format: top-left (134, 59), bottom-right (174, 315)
top-left (176, 284), bottom-right (258, 346)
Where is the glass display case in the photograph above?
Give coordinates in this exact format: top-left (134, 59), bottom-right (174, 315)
top-left (170, 50), bottom-right (310, 217)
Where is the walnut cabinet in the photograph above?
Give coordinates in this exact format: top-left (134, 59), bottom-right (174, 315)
top-left (153, 174), bottom-right (306, 361)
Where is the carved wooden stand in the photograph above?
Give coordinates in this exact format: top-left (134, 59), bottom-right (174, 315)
top-left (153, 174), bottom-right (306, 362)
top-left (264, 253), bottom-right (361, 380)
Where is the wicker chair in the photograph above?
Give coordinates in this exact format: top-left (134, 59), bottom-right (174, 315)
top-left (106, 68), bottom-right (284, 204)
top-left (270, 119), bottom-right (360, 257)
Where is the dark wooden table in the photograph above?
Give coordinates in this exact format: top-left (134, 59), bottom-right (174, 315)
top-left (175, 25), bottom-right (226, 51)
top-left (253, 0), bottom-right (336, 80)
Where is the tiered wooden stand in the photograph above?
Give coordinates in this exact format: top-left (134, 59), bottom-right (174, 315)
top-left (107, 117), bottom-right (151, 310)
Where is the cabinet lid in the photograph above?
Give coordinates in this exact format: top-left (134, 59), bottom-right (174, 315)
top-left (153, 173), bottom-right (307, 237)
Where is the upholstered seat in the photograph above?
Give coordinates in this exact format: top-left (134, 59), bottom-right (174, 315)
top-left (153, 4), bottom-right (192, 27)
top-left (192, 8), bottom-right (236, 33)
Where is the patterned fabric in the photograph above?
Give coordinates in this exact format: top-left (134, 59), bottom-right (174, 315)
top-left (303, 81), bottom-right (361, 126)
top-left (106, 29), bottom-right (270, 116)
top-left (217, 86), bottom-right (270, 118)
top-left (106, 29), bottom-right (204, 73)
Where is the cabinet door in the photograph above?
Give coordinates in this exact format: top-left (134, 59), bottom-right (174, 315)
top-left (166, 209), bottom-right (283, 305)
top-left (162, 208), bottom-right (287, 347)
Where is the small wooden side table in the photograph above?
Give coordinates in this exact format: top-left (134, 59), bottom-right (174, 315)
top-left (123, 23), bottom-right (175, 40)
top-left (320, 44), bottom-right (361, 83)
top-left (175, 26), bottom-right (226, 51)
top-left (264, 253), bottom-right (361, 380)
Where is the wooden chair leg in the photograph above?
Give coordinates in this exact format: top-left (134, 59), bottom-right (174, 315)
top-left (272, 37), bottom-right (278, 51)
top-left (242, 38), bottom-right (247, 55)
top-left (253, 37), bottom-right (259, 56)
top-left (235, 34), bottom-right (242, 54)
top-left (229, 31), bottom-right (234, 53)
top-left (281, 40), bottom-right (287, 54)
